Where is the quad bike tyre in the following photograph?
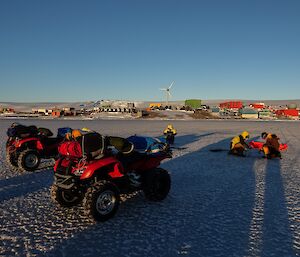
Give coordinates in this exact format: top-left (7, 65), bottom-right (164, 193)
top-left (50, 184), bottom-right (83, 207)
top-left (18, 149), bottom-right (41, 172)
top-left (143, 168), bottom-right (171, 201)
top-left (6, 148), bottom-right (20, 171)
top-left (83, 181), bottom-right (120, 222)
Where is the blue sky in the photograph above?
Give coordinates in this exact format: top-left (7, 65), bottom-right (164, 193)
top-left (0, 0), bottom-right (299, 102)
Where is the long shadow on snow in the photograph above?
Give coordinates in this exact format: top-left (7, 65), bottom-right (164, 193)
top-left (171, 132), bottom-right (215, 148)
top-left (43, 136), bottom-right (259, 257)
top-left (1, 133), bottom-right (216, 257)
top-left (261, 158), bottom-right (296, 256)
top-left (0, 169), bottom-right (53, 203)
top-left (160, 137), bottom-right (258, 257)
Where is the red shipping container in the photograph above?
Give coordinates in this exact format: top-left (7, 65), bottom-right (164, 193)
top-left (219, 101), bottom-right (243, 109)
top-left (250, 103), bottom-right (265, 109)
top-left (276, 109), bottom-right (299, 117)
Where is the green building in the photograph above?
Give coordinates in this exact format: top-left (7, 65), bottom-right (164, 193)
top-left (185, 99), bottom-right (202, 110)
top-left (239, 108), bottom-right (259, 119)
top-left (258, 109), bottom-right (272, 119)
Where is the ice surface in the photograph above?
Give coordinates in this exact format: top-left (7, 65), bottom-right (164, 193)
top-left (0, 119), bottom-right (299, 256)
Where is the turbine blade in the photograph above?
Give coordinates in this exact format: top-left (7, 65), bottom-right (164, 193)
top-left (168, 81), bottom-right (175, 89)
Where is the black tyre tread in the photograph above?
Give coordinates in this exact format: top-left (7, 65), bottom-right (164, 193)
top-left (143, 168), bottom-right (171, 201)
top-left (5, 149), bottom-right (20, 172)
top-left (17, 149), bottom-right (40, 172)
top-left (83, 180), bottom-right (120, 222)
top-left (50, 184), bottom-right (82, 207)
top-left (50, 184), bottom-right (60, 203)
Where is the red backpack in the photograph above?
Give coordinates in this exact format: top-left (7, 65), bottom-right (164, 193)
top-left (58, 141), bottom-right (82, 158)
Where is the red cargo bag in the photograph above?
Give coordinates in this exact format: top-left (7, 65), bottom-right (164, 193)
top-left (58, 141), bottom-right (82, 158)
top-left (249, 141), bottom-right (288, 151)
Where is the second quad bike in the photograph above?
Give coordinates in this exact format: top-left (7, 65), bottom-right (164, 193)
top-left (51, 132), bottom-right (172, 222)
top-left (6, 123), bottom-right (69, 172)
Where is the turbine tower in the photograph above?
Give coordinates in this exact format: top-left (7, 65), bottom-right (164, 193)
top-left (160, 81), bottom-right (174, 106)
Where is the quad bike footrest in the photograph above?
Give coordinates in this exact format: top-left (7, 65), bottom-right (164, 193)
top-left (54, 173), bottom-right (77, 190)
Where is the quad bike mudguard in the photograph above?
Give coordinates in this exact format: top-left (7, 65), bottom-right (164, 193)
top-left (14, 137), bottom-right (44, 150)
top-left (126, 153), bottom-right (166, 172)
top-left (80, 156), bottom-right (124, 180)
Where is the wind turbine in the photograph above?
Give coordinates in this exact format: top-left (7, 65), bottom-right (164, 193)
top-left (160, 81), bottom-right (174, 107)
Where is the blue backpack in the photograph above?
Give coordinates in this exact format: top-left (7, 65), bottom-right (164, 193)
top-left (57, 127), bottom-right (72, 138)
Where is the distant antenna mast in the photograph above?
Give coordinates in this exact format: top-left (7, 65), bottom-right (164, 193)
top-left (159, 81), bottom-right (174, 106)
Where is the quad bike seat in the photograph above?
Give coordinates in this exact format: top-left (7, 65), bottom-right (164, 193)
top-left (40, 137), bottom-right (64, 146)
top-left (116, 150), bottom-right (147, 169)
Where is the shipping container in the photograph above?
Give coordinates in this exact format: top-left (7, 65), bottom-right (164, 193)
top-left (219, 101), bottom-right (243, 109)
top-left (185, 99), bottom-right (202, 109)
top-left (250, 103), bottom-right (265, 109)
top-left (275, 109), bottom-right (299, 117)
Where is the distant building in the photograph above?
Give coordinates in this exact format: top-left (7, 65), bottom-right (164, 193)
top-left (219, 101), bottom-right (243, 110)
top-left (185, 99), bottom-right (202, 110)
top-left (250, 102), bottom-right (265, 109)
top-left (63, 107), bottom-right (76, 116)
top-left (52, 109), bottom-right (63, 117)
top-left (210, 107), bottom-right (220, 116)
top-left (258, 109), bottom-right (272, 119)
top-left (32, 108), bottom-right (52, 115)
top-left (239, 108), bottom-right (259, 119)
top-left (1, 107), bottom-right (15, 113)
top-left (149, 103), bottom-right (162, 109)
top-left (93, 107), bottom-right (101, 112)
top-left (287, 104), bottom-right (297, 109)
top-left (127, 102), bottom-right (135, 108)
top-left (275, 109), bottom-right (299, 119)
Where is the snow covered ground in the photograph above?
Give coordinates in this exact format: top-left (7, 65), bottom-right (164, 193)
top-left (0, 119), bottom-right (299, 257)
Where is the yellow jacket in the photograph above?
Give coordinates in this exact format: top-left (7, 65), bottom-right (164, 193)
top-left (230, 131), bottom-right (249, 149)
top-left (164, 125), bottom-right (177, 135)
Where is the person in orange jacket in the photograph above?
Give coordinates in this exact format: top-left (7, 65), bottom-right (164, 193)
top-left (261, 132), bottom-right (281, 159)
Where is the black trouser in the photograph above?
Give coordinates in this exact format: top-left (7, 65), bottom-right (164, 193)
top-left (267, 146), bottom-right (281, 158)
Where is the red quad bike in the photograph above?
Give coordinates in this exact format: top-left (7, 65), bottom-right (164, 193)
top-left (6, 124), bottom-right (65, 172)
top-left (51, 133), bottom-right (172, 222)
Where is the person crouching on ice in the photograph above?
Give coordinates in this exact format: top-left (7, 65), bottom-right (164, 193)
top-left (229, 131), bottom-right (250, 157)
top-left (164, 124), bottom-right (177, 144)
top-left (261, 132), bottom-right (281, 159)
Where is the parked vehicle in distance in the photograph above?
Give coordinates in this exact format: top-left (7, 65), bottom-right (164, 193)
top-left (6, 123), bottom-right (68, 172)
